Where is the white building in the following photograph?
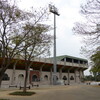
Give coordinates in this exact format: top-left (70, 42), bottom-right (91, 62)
top-left (1, 55), bottom-right (88, 87)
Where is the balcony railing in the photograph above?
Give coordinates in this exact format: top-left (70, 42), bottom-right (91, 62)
top-left (33, 58), bottom-right (88, 68)
top-left (14, 56), bottom-right (88, 68)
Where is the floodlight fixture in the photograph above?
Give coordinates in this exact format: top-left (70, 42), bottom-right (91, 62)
top-left (49, 4), bottom-right (60, 16)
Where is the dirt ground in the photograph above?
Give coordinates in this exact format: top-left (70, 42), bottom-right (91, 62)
top-left (0, 85), bottom-right (100, 100)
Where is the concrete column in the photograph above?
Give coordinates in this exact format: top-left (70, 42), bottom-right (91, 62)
top-left (72, 59), bottom-right (74, 66)
top-left (82, 70), bottom-right (84, 78)
top-left (74, 70), bottom-right (77, 83)
top-left (80, 69), bottom-right (84, 79)
top-left (27, 66), bottom-right (30, 84)
top-left (40, 67), bottom-right (42, 82)
top-left (78, 60), bottom-right (80, 67)
top-left (80, 70), bottom-right (82, 78)
top-left (50, 68), bottom-right (53, 85)
top-left (68, 70), bottom-right (70, 85)
top-left (39, 63), bottom-right (45, 82)
top-left (80, 69), bottom-right (84, 83)
top-left (79, 69), bottom-right (82, 83)
top-left (11, 63), bottom-right (16, 85)
top-left (59, 68), bottom-right (62, 80)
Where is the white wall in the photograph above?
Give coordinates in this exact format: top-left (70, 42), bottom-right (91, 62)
top-left (69, 73), bottom-right (75, 84)
top-left (75, 70), bottom-right (80, 83)
top-left (1, 69), bottom-right (82, 87)
top-left (2, 69), bottom-right (25, 87)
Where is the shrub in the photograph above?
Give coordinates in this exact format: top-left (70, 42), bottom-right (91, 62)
top-left (9, 91), bottom-right (36, 96)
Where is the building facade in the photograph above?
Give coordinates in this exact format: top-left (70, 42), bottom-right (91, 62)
top-left (1, 55), bottom-right (88, 87)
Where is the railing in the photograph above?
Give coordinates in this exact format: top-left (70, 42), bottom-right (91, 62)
top-left (34, 58), bottom-right (88, 68)
top-left (14, 57), bottom-right (88, 68)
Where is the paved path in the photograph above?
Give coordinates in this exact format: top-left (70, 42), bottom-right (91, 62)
top-left (0, 85), bottom-right (100, 100)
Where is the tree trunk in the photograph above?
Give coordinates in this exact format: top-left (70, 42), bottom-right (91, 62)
top-left (0, 69), bottom-right (5, 88)
top-left (23, 66), bottom-right (29, 92)
top-left (0, 77), bottom-right (2, 88)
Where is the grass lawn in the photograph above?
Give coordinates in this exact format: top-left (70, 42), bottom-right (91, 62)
top-left (95, 85), bottom-right (100, 87)
top-left (0, 99), bottom-right (9, 100)
top-left (9, 91), bottom-right (36, 96)
top-left (92, 85), bottom-right (100, 88)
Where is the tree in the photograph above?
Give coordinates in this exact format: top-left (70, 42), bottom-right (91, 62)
top-left (84, 75), bottom-right (95, 81)
top-left (0, 0), bottom-right (52, 88)
top-left (21, 23), bottom-right (52, 92)
top-left (84, 74), bottom-right (100, 81)
top-left (0, 0), bottom-right (26, 87)
top-left (90, 47), bottom-right (100, 75)
top-left (73, 0), bottom-right (100, 57)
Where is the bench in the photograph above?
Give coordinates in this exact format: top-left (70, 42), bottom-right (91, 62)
top-left (31, 84), bottom-right (39, 87)
top-left (9, 85), bottom-right (17, 88)
top-left (86, 83), bottom-right (90, 85)
top-left (19, 86), bottom-right (31, 90)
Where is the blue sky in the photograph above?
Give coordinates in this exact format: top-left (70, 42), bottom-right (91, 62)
top-left (17, 0), bottom-right (90, 75)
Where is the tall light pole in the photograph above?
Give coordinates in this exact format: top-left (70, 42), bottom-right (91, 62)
top-left (49, 4), bottom-right (60, 85)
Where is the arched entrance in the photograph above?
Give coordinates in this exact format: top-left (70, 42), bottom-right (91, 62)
top-left (63, 76), bottom-right (67, 85)
top-left (44, 75), bottom-right (48, 81)
top-left (63, 76), bottom-right (67, 80)
top-left (18, 74), bottom-right (24, 86)
top-left (32, 75), bottom-right (38, 82)
top-left (18, 74), bottom-right (24, 81)
top-left (2, 73), bottom-right (10, 81)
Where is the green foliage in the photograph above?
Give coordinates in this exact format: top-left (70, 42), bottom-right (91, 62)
top-left (84, 74), bottom-right (100, 82)
top-left (9, 91), bottom-right (36, 96)
top-left (91, 51), bottom-right (100, 65)
top-left (84, 75), bottom-right (95, 81)
top-left (96, 74), bottom-right (100, 81)
top-left (21, 23), bottom-right (52, 59)
top-left (0, 99), bottom-right (9, 100)
top-left (90, 67), bottom-right (100, 73)
top-left (11, 35), bottom-right (23, 45)
top-left (90, 49), bottom-right (100, 73)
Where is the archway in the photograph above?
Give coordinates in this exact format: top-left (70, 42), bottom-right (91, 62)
top-left (18, 74), bottom-right (24, 81)
top-left (44, 75), bottom-right (48, 81)
top-left (63, 76), bottom-right (67, 80)
top-left (2, 73), bottom-right (10, 81)
top-left (32, 75), bottom-right (38, 82)
top-left (70, 76), bottom-right (74, 80)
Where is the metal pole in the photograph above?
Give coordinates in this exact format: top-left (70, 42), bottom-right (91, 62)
top-left (53, 13), bottom-right (57, 85)
top-left (49, 4), bottom-right (59, 85)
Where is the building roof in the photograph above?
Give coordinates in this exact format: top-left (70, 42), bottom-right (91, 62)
top-left (50, 55), bottom-right (88, 62)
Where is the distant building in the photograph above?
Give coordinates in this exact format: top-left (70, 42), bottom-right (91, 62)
top-left (1, 55), bottom-right (88, 87)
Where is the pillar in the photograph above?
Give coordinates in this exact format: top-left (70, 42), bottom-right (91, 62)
top-left (59, 68), bottom-right (62, 80)
top-left (40, 67), bottom-right (42, 82)
top-left (27, 66), bottom-right (30, 84)
top-left (79, 69), bottom-right (82, 83)
top-left (82, 70), bottom-right (84, 78)
top-left (11, 63), bottom-right (16, 85)
top-left (74, 70), bottom-right (77, 83)
top-left (68, 70), bottom-right (70, 85)
top-left (50, 68), bottom-right (53, 85)
top-left (39, 63), bottom-right (45, 82)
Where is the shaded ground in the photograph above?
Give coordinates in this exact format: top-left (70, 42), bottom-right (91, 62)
top-left (0, 85), bottom-right (100, 100)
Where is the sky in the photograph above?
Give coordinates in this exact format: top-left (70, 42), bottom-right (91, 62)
top-left (17, 0), bottom-right (90, 75)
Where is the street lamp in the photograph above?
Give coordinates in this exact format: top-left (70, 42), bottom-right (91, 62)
top-left (49, 4), bottom-right (60, 85)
